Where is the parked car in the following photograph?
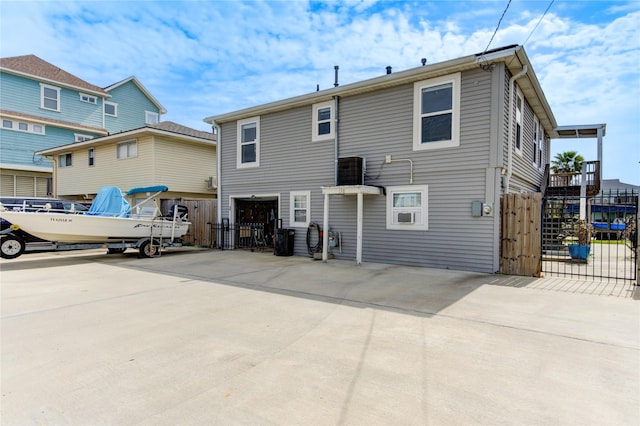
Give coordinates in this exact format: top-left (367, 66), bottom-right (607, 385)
top-left (0, 197), bottom-right (89, 258)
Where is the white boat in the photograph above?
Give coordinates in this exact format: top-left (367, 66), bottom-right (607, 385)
top-left (0, 185), bottom-right (190, 246)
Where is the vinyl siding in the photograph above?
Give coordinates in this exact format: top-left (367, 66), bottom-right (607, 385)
top-left (0, 72), bottom-right (103, 128)
top-left (219, 67), bottom-right (499, 272)
top-left (153, 138), bottom-right (216, 194)
top-left (105, 81), bottom-right (160, 133)
top-left (55, 136), bottom-right (154, 196)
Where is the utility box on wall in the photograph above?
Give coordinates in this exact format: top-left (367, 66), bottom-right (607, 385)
top-left (338, 157), bottom-right (365, 186)
top-left (472, 201), bottom-right (494, 217)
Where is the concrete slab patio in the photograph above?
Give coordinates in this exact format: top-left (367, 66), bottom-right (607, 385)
top-left (1, 248), bottom-right (639, 425)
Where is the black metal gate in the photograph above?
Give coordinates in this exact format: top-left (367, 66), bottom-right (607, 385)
top-left (541, 189), bottom-right (638, 283)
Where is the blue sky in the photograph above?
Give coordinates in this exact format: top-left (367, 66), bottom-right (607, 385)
top-left (1, 0), bottom-right (639, 184)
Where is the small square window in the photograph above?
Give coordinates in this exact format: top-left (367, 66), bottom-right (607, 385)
top-left (386, 185), bottom-right (428, 230)
top-left (58, 153), bottom-right (72, 168)
top-left (3, 119), bottom-right (13, 128)
top-left (117, 140), bottom-right (137, 159)
top-left (145, 111), bottom-right (159, 125)
top-left (18, 122), bottom-right (28, 131)
top-left (104, 102), bottom-right (117, 117)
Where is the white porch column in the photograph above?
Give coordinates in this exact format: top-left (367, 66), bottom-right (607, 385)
top-left (322, 192), bottom-right (329, 262)
top-left (356, 191), bottom-right (363, 264)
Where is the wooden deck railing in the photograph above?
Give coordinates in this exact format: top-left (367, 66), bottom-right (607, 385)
top-left (546, 161), bottom-right (601, 196)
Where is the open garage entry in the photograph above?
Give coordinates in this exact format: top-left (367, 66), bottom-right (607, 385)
top-left (231, 195), bottom-right (280, 248)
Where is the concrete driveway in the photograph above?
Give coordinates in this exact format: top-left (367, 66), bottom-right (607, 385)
top-left (2, 248), bottom-right (639, 425)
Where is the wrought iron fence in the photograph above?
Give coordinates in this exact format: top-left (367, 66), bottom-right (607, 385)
top-left (541, 189), bottom-right (638, 282)
top-left (207, 221), bottom-right (271, 251)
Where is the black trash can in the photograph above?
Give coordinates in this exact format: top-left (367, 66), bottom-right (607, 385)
top-left (274, 228), bottom-right (295, 256)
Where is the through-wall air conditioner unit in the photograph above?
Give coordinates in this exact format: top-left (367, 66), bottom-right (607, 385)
top-left (396, 212), bottom-right (415, 224)
top-left (338, 157), bottom-right (365, 186)
top-left (206, 176), bottom-right (217, 189)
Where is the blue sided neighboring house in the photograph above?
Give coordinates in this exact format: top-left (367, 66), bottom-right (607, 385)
top-left (0, 54), bottom-right (166, 196)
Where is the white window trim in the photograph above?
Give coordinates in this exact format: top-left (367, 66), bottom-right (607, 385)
top-left (2, 118), bottom-right (46, 134)
top-left (104, 101), bottom-right (118, 117)
top-left (79, 93), bottom-right (97, 104)
top-left (413, 73), bottom-right (461, 151)
top-left (58, 153), bottom-right (72, 168)
top-left (41, 83), bottom-right (61, 111)
top-left (532, 115), bottom-right (539, 168)
top-left (515, 87), bottom-right (523, 156)
top-left (145, 110), bottom-right (159, 125)
top-left (117, 140), bottom-right (137, 159)
top-left (312, 101), bottom-right (334, 142)
top-left (236, 116), bottom-right (260, 169)
top-left (74, 133), bottom-right (93, 143)
top-left (386, 185), bottom-right (428, 231)
top-left (289, 191), bottom-right (311, 228)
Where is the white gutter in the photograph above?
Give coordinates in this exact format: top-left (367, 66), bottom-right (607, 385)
top-left (505, 65), bottom-right (528, 193)
top-left (212, 121), bottom-right (222, 221)
top-left (333, 95), bottom-right (339, 185)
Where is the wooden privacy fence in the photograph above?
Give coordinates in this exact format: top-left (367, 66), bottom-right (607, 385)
top-left (501, 192), bottom-right (542, 277)
top-left (162, 198), bottom-right (217, 248)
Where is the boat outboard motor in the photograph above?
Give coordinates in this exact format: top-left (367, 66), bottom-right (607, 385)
top-left (169, 204), bottom-right (188, 221)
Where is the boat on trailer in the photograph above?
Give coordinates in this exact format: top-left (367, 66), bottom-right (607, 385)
top-left (0, 185), bottom-right (190, 259)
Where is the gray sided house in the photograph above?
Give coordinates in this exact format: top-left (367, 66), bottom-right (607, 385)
top-left (205, 45), bottom-right (557, 273)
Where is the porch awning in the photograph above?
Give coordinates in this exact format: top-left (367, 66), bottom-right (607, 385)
top-left (321, 185), bottom-right (384, 264)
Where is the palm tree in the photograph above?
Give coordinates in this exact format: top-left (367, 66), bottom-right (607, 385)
top-left (551, 151), bottom-right (584, 174)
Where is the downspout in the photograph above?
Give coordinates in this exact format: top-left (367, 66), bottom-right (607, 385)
top-left (334, 95), bottom-right (340, 185)
top-left (212, 121), bottom-right (222, 221)
top-left (505, 65), bottom-right (528, 193)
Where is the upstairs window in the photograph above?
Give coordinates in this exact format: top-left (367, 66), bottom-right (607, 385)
top-left (79, 93), bottom-right (97, 104)
top-left (312, 101), bottom-right (333, 141)
top-left (515, 88), bottom-right (523, 155)
top-left (41, 84), bottom-right (60, 111)
top-left (289, 191), bottom-right (311, 228)
top-left (104, 102), bottom-right (118, 117)
top-left (537, 123), bottom-right (544, 170)
top-left (88, 148), bottom-right (95, 166)
top-left (533, 116), bottom-right (539, 167)
top-left (237, 117), bottom-right (260, 168)
top-left (145, 111), bottom-right (159, 125)
top-left (413, 73), bottom-right (460, 151)
top-left (58, 153), bottom-right (72, 168)
top-left (117, 140), bottom-right (137, 159)
top-left (2, 119), bottom-right (45, 134)
top-left (75, 133), bottom-right (93, 142)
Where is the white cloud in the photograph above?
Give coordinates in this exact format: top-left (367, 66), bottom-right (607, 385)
top-left (1, 0), bottom-right (638, 183)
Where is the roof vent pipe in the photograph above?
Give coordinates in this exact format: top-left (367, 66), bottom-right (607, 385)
top-left (386, 66), bottom-right (392, 74)
top-left (421, 58), bottom-right (427, 66)
top-left (334, 65), bottom-right (339, 87)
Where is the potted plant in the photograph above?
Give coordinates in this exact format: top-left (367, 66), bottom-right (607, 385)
top-left (567, 219), bottom-right (591, 260)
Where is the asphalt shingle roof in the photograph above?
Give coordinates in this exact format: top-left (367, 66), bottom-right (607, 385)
top-left (0, 54), bottom-right (108, 95)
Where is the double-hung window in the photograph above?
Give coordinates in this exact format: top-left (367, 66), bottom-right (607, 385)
top-left (237, 117), bottom-right (260, 168)
top-left (386, 185), bottom-right (428, 230)
top-left (515, 88), bottom-right (523, 155)
top-left (289, 191), bottom-right (311, 228)
top-left (41, 84), bottom-right (60, 111)
top-left (413, 73), bottom-right (460, 151)
top-left (312, 101), bottom-right (333, 141)
top-left (117, 140), bottom-right (137, 159)
top-left (58, 153), bottom-right (72, 168)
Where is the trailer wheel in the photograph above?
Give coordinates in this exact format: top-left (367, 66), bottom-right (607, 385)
top-left (139, 239), bottom-right (159, 258)
top-left (1, 234), bottom-right (25, 259)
